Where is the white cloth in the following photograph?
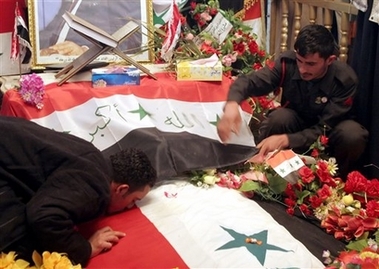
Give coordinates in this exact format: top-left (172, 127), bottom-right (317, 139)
top-left (369, 0), bottom-right (379, 24)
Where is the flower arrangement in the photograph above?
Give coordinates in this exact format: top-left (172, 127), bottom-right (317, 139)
top-left (188, 135), bottom-right (379, 268)
top-left (18, 73), bottom-right (44, 110)
top-left (0, 251), bottom-right (81, 269)
top-left (154, 0), bottom-right (272, 77)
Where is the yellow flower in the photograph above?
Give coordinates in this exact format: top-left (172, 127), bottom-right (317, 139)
top-left (359, 250), bottom-right (379, 260)
top-left (0, 252), bottom-right (30, 269)
top-left (32, 251), bottom-right (81, 269)
top-left (342, 194), bottom-right (354, 206)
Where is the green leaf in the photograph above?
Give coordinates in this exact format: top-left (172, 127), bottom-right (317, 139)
top-left (239, 180), bottom-right (261, 192)
top-left (345, 238), bottom-right (369, 251)
top-left (295, 190), bottom-right (312, 204)
top-left (267, 174), bottom-right (287, 194)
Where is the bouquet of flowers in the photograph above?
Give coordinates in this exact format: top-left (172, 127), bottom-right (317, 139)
top-left (154, 0), bottom-right (272, 76)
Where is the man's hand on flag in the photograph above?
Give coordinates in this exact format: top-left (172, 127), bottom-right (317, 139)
top-left (217, 101), bottom-right (242, 143)
top-left (250, 134), bottom-right (289, 163)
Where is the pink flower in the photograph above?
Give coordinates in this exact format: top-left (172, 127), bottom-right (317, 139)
top-left (18, 73), bottom-right (45, 109)
top-left (221, 53), bottom-right (237, 67)
top-left (200, 12), bottom-right (212, 22)
top-left (185, 33), bottom-right (194, 40)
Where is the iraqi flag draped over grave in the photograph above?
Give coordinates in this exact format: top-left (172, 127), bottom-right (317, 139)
top-left (1, 73), bottom-right (257, 179)
top-left (80, 180), bottom-right (325, 268)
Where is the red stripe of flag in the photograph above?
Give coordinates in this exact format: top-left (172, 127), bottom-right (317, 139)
top-left (243, 0), bottom-right (262, 21)
top-left (79, 207), bottom-right (189, 268)
top-left (0, 73), bottom-right (252, 120)
top-left (10, 4), bottom-right (21, 60)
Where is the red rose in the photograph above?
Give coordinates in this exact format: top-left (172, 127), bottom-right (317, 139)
top-left (286, 207), bottom-right (295, 215)
top-left (200, 43), bottom-right (218, 55)
top-left (308, 195), bottom-right (323, 208)
top-left (257, 50), bottom-right (266, 57)
top-left (299, 204), bottom-right (312, 216)
top-left (284, 197), bottom-right (296, 207)
top-left (284, 184), bottom-right (296, 199)
top-left (233, 42), bottom-right (246, 55)
top-left (316, 184), bottom-right (332, 200)
top-left (298, 166), bottom-right (315, 184)
top-left (311, 148), bottom-right (319, 158)
top-left (320, 135), bottom-right (329, 146)
top-left (252, 62), bottom-right (263, 70)
top-left (248, 40), bottom-right (259, 54)
top-left (209, 8), bottom-right (218, 16)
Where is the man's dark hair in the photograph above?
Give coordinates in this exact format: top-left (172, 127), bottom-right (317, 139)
top-left (110, 148), bottom-right (157, 192)
top-left (294, 24), bottom-right (340, 59)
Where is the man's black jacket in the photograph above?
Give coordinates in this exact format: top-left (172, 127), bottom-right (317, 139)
top-left (0, 116), bottom-right (111, 265)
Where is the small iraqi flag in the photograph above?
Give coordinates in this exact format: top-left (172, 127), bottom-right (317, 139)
top-left (265, 149), bottom-right (305, 184)
top-left (160, 0), bottom-right (182, 62)
top-left (242, 0), bottom-right (265, 46)
top-left (10, 3), bottom-right (32, 64)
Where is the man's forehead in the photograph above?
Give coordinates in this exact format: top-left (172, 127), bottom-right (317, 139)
top-left (295, 51), bottom-right (323, 62)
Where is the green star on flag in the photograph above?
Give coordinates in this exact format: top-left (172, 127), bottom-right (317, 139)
top-left (210, 114), bottom-right (221, 127)
top-left (129, 104), bottom-right (151, 120)
top-left (216, 226), bottom-right (293, 266)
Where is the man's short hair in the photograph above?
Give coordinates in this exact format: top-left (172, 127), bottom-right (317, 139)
top-left (294, 24), bottom-right (340, 59)
top-left (110, 148), bottom-right (157, 192)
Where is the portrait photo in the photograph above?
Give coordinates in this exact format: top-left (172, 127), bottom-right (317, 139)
top-left (29, 0), bottom-right (153, 67)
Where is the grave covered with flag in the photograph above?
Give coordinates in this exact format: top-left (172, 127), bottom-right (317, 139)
top-left (80, 180), bottom-right (325, 268)
top-left (1, 72), bottom-right (257, 180)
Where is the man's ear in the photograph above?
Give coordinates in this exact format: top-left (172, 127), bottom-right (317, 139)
top-left (116, 183), bottom-right (129, 197)
top-left (327, 55), bottom-right (337, 65)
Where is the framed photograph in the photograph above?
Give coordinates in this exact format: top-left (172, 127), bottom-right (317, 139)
top-left (27, 0), bottom-right (154, 68)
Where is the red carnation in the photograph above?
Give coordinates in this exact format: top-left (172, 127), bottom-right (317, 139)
top-left (366, 178), bottom-right (379, 198)
top-left (345, 171), bottom-right (368, 193)
top-left (366, 200), bottom-right (379, 218)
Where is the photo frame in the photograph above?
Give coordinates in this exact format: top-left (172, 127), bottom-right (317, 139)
top-left (27, 0), bottom-right (154, 69)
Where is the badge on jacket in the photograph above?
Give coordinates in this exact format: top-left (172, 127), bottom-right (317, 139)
top-left (315, 96), bottom-right (328, 104)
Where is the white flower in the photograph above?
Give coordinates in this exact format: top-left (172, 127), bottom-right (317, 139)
top-left (368, 238), bottom-right (378, 251)
top-left (203, 175), bottom-right (217, 185)
top-left (327, 158), bottom-right (338, 176)
top-left (322, 250), bottom-right (330, 258)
